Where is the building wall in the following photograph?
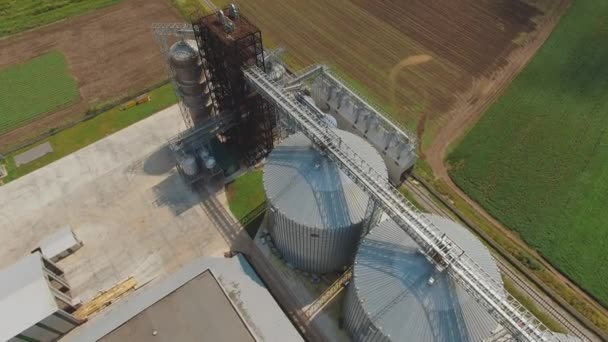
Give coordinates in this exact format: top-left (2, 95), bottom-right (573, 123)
top-left (41, 312), bottom-right (79, 334)
top-left (12, 309), bottom-right (79, 341)
top-left (20, 323), bottom-right (60, 342)
top-left (9, 255), bottom-right (81, 342)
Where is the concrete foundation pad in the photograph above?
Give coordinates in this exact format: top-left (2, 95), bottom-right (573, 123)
top-left (14, 141), bottom-right (53, 166)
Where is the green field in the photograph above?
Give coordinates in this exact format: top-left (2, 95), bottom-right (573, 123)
top-left (226, 170), bottom-right (265, 222)
top-left (0, 0), bottom-right (120, 37)
top-left (0, 51), bottom-right (78, 134)
top-left (225, 170), bottom-right (266, 238)
top-left (448, 0), bottom-right (608, 306)
top-left (1, 83), bottom-right (177, 184)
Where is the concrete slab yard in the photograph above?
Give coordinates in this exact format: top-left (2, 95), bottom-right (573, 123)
top-left (0, 105), bottom-right (229, 303)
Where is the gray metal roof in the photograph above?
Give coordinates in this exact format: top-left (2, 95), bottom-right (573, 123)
top-left (64, 255), bottom-right (303, 342)
top-left (0, 252), bottom-right (58, 342)
top-left (263, 130), bottom-right (386, 230)
top-left (352, 214), bottom-right (502, 342)
top-left (99, 271), bottom-right (256, 342)
top-left (38, 226), bottom-right (80, 261)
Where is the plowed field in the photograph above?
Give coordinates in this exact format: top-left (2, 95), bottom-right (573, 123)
top-left (0, 0), bottom-right (182, 149)
top-left (237, 0), bottom-right (556, 145)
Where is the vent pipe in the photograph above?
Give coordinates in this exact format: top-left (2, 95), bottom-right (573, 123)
top-left (217, 10), bottom-right (225, 24)
top-left (229, 4), bottom-right (239, 20)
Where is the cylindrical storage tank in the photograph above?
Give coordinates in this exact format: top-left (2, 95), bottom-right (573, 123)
top-left (169, 40), bottom-right (213, 126)
top-left (204, 156), bottom-right (216, 169)
top-left (181, 93), bottom-right (208, 108)
top-left (198, 148), bottom-right (210, 160)
top-left (169, 40), bottom-right (202, 85)
top-left (263, 130), bottom-right (387, 274)
top-left (344, 214), bottom-right (502, 342)
top-left (177, 82), bottom-right (206, 97)
top-left (179, 154), bottom-right (198, 176)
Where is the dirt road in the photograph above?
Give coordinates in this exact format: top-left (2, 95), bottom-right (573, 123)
top-left (0, 0), bottom-right (182, 149)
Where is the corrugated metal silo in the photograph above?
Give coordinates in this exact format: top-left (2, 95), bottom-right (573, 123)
top-left (263, 130), bottom-right (387, 274)
top-left (178, 154), bottom-right (198, 176)
top-left (312, 76), bottom-right (416, 184)
top-left (344, 214), bottom-right (502, 342)
top-left (169, 40), bottom-right (213, 126)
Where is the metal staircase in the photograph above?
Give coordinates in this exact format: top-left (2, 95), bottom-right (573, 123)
top-left (243, 65), bottom-right (554, 342)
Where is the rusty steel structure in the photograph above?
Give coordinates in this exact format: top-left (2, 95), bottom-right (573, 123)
top-left (191, 8), bottom-right (275, 166)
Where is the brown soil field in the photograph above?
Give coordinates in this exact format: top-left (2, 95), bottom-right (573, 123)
top-left (0, 0), bottom-right (182, 150)
top-left (236, 0), bottom-right (555, 145)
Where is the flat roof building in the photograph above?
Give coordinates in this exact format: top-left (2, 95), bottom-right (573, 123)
top-left (64, 255), bottom-right (303, 342)
top-left (1, 252), bottom-right (82, 342)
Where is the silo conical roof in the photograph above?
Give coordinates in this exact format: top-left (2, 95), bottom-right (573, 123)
top-left (349, 214), bottom-right (502, 341)
top-left (263, 130), bottom-right (386, 230)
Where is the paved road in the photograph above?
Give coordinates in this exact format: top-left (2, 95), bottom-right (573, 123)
top-left (403, 179), bottom-right (598, 342)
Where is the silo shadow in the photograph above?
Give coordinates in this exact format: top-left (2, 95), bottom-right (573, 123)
top-left (151, 171), bottom-right (200, 216)
top-left (143, 145), bottom-right (175, 176)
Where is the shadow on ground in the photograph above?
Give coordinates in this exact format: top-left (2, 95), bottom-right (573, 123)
top-left (152, 172), bottom-right (199, 216)
top-left (143, 145), bottom-right (174, 176)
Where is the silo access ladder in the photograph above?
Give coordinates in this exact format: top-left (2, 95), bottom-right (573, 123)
top-left (243, 65), bottom-right (556, 342)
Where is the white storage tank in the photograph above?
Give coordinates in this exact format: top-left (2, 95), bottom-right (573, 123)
top-left (204, 156), bottom-right (216, 169)
top-left (179, 154), bottom-right (198, 176)
top-left (169, 40), bottom-right (213, 126)
top-left (263, 129), bottom-right (387, 274)
top-left (344, 214), bottom-right (503, 341)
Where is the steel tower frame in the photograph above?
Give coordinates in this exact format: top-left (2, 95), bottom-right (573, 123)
top-left (191, 10), bottom-right (275, 166)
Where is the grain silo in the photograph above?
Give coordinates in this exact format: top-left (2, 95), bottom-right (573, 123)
top-left (344, 214), bottom-right (502, 342)
top-left (311, 72), bottom-right (416, 184)
top-left (263, 130), bottom-right (387, 274)
top-left (169, 40), bottom-right (214, 126)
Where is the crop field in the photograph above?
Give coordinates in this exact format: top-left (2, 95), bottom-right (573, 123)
top-left (448, 0), bottom-right (608, 306)
top-left (0, 0), bottom-right (182, 150)
top-left (235, 0), bottom-right (552, 142)
top-left (226, 170), bottom-right (265, 222)
top-left (0, 0), bottom-right (120, 37)
top-left (0, 51), bottom-right (78, 135)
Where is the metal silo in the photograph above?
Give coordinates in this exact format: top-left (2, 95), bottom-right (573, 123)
top-left (178, 154), bottom-right (198, 177)
top-left (169, 40), bottom-right (213, 126)
top-left (344, 214), bottom-right (503, 342)
top-left (263, 130), bottom-right (387, 274)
